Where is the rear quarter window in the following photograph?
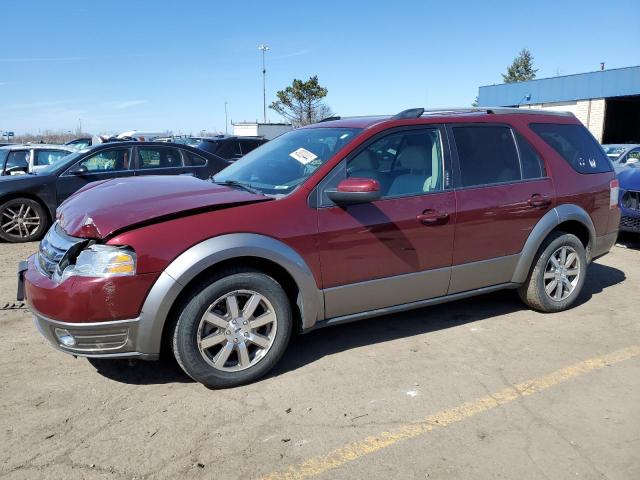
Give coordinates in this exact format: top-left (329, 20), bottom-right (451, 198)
top-left (530, 123), bottom-right (612, 174)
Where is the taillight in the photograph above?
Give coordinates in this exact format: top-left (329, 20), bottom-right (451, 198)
top-left (610, 179), bottom-right (619, 208)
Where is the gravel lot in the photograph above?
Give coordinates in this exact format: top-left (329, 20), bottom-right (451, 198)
top-left (1, 236), bottom-right (639, 479)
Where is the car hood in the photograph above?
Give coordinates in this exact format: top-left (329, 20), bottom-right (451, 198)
top-left (617, 165), bottom-right (640, 190)
top-left (57, 176), bottom-right (272, 239)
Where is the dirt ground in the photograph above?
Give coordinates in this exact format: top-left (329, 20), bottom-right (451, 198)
top-left (0, 236), bottom-right (639, 480)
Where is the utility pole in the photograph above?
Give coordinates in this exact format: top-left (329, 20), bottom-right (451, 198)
top-left (258, 44), bottom-right (269, 123)
top-left (78, 118), bottom-right (82, 134)
top-left (224, 101), bottom-right (228, 135)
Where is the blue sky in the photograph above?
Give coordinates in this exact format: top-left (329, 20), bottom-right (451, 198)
top-left (1, 0), bottom-right (638, 135)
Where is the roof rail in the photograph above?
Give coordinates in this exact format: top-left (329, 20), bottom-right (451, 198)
top-left (392, 108), bottom-right (425, 119)
top-left (319, 116), bottom-right (341, 122)
top-left (403, 107), bottom-right (575, 118)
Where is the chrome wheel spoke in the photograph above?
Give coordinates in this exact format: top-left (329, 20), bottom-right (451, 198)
top-left (554, 282), bottom-right (563, 300)
top-left (549, 256), bottom-right (561, 269)
top-left (250, 311), bottom-right (276, 329)
top-left (1, 211), bottom-right (13, 220)
top-left (242, 293), bottom-right (261, 319)
top-left (237, 342), bottom-right (250, 367)
top-left (564, 252), bottom-right (577, 268)
top-left (248, 333), bottom-right (270, 349)
top-left (204, 312), bottom-right (228, 329)
top-left (566, 268), bottom-right (579, 277)
top-left (226, 295), bottom-right (240, 318)
top-left (543, 271), bottom-right (556, 280)
top-left (213, 342), bottom-right (234, 368)
top-left (545, 279), bottom-right (558, 295)
top-left (200, 332), bottom-right (227, 349)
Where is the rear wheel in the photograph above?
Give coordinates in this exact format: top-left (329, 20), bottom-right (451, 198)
top-left (172, 269), bottom-right (292, 388)
top-left (0, 198), bottom-right (48, 243)
top-left (518, 232), bottom-right (587, 312)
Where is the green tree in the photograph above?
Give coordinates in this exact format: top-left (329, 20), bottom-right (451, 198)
top-left (471, 96), bottom-right (479, 107)
top-left (270, 76), bottom-right (333, 126)
top-left (502, 48), bottom-right (538, 83)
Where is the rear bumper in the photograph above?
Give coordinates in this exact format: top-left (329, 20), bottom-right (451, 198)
top-left (591, 231), bottom-right (618, 261)
top-left (32, 309), bottom-right (158, 360)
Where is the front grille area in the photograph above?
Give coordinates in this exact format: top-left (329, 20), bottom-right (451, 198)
top-left (620, 215), bottom-right (640, 232)
top-left (37, 223), bottom-right (86, 278)
top-left (621, 190), bottom-right (640, 211)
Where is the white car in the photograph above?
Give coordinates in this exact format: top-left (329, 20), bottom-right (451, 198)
top-left (0, 144), bottom-right (74, 176)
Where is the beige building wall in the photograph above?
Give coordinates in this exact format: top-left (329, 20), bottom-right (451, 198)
top-left (519, 99), bottom-right (606, 142)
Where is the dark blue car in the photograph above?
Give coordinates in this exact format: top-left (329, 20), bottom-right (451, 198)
top-left (618, 164), bottom-right (640, 234)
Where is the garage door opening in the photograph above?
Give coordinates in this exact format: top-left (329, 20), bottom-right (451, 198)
top-left (603, 95), bottom-right (640, 143)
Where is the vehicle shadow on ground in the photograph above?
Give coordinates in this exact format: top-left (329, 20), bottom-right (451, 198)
top-left (90, 261), bottom-right (626, 386)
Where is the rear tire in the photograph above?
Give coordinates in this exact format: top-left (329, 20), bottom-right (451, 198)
top-left (0, 197), bottom-right (48, 243)
top-left (172, 269), bottom-right (292, 388)
top-left (518, 232), bottom-right (587, 312)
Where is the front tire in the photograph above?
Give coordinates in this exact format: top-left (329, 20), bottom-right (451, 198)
top-left (518, 232), bottom-right (587, 312)
top-left (0, 197), bottom-right (48, 243)
top-left (172, 269), bottom-right (292, 388)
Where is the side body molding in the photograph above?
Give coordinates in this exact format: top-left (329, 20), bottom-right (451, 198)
top-left (511, 204), bottom-right (596, 284)
top-left (135, 233), bottom-right (323, 355)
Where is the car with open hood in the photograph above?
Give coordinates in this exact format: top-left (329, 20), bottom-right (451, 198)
top-left (19, 107), bottom-right (620, 388)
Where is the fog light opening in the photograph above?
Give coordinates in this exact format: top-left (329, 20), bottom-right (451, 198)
top-left (54, 328), bottom-right (76, 347)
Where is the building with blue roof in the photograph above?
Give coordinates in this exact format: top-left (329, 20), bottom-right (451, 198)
top-left (478, 66), bottom-right (640, 143)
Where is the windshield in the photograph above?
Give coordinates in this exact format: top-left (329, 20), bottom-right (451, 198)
top-left (36, 149), bottom-right (86, 174)
top-left (214, 127), bottom-right (361, 195)
top-left (602, 146), bottom-right (626, 159)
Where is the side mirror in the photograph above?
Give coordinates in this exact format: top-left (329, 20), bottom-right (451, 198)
top-left (68, 164), bottom-right (88, 175)
top-left (326, 178), bottom-right (381, 205)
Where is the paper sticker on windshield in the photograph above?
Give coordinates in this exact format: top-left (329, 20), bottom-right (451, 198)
top-left (289, 147), bottom-right (318, 165)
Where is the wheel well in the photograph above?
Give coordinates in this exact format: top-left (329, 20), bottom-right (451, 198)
top-left (552, 220), bottom-right (591, 250)
top-left (0, 193), bottom-right (52, 225)
top-left (159, 256), bottom-right (303, 356)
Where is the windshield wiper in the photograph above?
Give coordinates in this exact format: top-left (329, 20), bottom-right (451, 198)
top-left (213, 180), bottom-right (262, 195)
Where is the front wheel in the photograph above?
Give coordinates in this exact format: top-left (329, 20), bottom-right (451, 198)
top-left (0, 198), bottom-right (48, 243)
top-left (172, 270), bottom-right (292, 388)
top-left (518, 232), bottom-right (587, 312)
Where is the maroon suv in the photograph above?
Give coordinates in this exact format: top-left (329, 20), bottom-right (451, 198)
top-left (20, 108), bottom-right (620, 388)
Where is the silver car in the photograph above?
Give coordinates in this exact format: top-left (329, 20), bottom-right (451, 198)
top-left (0, 144), bottom-right (74, 176)
top-left (602, 144), bottom-right (640, 166)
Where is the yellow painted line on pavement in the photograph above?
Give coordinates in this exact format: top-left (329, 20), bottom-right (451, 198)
top-left (262, 345), bottom-right (640, 480)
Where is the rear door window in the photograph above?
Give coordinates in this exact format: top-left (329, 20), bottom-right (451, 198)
top-left (530, 123), bottom-right (612, 174)
top-left (137, 147), bottom-right (183, 169)
top-left (183, 150), bottom-right (207, 166)
top-left (515, 133), bottom-right (546, 179)
top-left (452, 126), bottom-right (521, 187)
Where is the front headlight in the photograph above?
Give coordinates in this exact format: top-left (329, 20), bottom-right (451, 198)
top-left (58, 245), bottom-right (136, 281)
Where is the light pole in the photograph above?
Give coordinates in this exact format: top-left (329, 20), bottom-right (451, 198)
top-left (258, 44), bottom-right (269, 123)
top-left (224, 101), bottom-right (228, 135)
top-left (78, 118), bottom-right (82, 134)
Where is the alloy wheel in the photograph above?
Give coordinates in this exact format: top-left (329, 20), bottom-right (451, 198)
top-left (196, 290), bottom-right (278, 372)
top-left (1, 203), bottom-right (41, 239)
top-left (543, 246), bottom-right (581, 301)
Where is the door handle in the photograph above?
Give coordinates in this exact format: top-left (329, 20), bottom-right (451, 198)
top-left (528, 194), bottom-right (551, 208)
top-left (417, 210), bottom-right (450, 225)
